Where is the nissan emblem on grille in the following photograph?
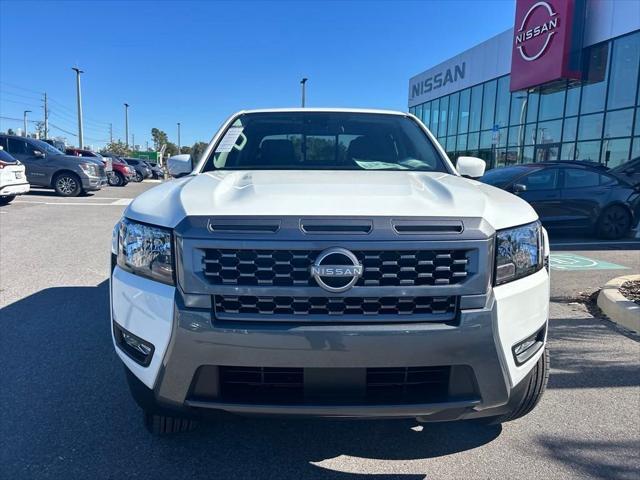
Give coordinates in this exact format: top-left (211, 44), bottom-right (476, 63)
top-left (310, 247), bottom-right (363, 293)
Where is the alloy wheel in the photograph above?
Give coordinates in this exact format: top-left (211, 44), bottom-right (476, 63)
top-left (57, 176), bottom-right (77, 195)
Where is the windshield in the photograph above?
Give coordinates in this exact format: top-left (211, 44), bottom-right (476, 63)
top-left (203, 112), bottom-right (449, 173)
top-left (33, 139), bottom-right (64, 156)
top-left (481, 166), bottom-right (531, 187)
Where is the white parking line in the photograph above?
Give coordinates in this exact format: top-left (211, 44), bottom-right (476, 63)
top-left (13, 199), bottom-right (132, 206)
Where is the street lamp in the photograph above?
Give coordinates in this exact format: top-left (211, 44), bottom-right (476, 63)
top-left (124, 103), bottom-right (130, 148)
top-left (23, 110), bottom-right (31, 137)
top-left (72, 67), bottom-right (84, 148)
top-left (177, 122), bottom-right (181, 153)
top-left (300, 78), bottom-right (308, 108)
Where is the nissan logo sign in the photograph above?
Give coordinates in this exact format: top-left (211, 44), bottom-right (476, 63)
top-left (515, 1), bottom-right (559, 62)
top-left (310, 247), bottom-right (363, 293)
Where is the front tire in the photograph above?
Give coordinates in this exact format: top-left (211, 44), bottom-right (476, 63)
top-left (480, 347), bottom-right (549, 425)
top-left (0, 195), bottom-right (16, 205)
top-left (124, 367), bottom-right (198, 435)
top-left (53, 173), bottom-right (82, 197)
top-left (597, 205), bottom-right (631, 240)
top-left (144, 412), bottom-right (198, 435)
top-left (135, 172), bottom-right (143, 182)
top-left (109, 172), bottom-right (126, 187)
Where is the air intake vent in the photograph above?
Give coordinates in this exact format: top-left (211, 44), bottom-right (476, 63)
top-left (300, 219), bottom-right (373, 235)
top-left (207, 218), bottom-right (280, 233)
top-left (392, 220), bottom-right (463, 235)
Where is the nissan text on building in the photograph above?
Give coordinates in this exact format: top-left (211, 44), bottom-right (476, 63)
top-left (409, 0), bottom-right (640, 169)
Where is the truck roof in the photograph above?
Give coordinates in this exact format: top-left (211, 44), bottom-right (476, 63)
top-left (235, 108), bottom-right (409, 116)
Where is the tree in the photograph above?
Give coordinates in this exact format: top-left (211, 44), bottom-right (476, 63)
top-left (34, 121), bottom-right (46, 139)
top-left (151, 128), bottom-right (169, 151)
top-left (165, 142), bottom-right (179, 157)
top-left (7, 128), bottom-right (15, 135)
top-left (179, 146), bottom-right (192, 155)
top-left (191, 141), bottom-right (209, 162)
top-left (100, 141), bottom-right (131, 156)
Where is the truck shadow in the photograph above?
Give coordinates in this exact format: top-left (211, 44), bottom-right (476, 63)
top-left (0, 281), bottom-right (504, 478)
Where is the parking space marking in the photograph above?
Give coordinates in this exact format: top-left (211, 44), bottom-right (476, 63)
top-left (549, 253), bottom-right (628, 271)
top-left (13, 199), bottom-right (132, 206)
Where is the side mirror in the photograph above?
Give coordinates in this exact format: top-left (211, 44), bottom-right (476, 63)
top-left (456, 156), bottom-right (486, 179)
top-left (33, 150), bottom-right (45, 158)
top-left (512, 183), bottom-right (527, 194)
top-left (167, 154), bottom-right (193, 178)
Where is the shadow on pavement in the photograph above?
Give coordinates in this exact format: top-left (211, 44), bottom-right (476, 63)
top-left (25, 188), bottom-right (97, 198)
top-left (0, 282), bottom-right (501, 479)
top-left (536, 437), bottom-right (639, 480)
top-left (547, 317), bottom-right (640, 390)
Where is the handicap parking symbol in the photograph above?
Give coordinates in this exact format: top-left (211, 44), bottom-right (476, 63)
top-left (549, 253), bottom-right (628, 271)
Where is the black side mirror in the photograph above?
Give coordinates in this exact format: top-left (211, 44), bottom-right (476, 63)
top-left (512, 183), bottom-right (527, 194)
top-left (33, 150), bottom-right (45, 158)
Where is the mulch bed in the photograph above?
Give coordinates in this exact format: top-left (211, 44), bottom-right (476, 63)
top-left (619, 280), bottom-right (640, 305)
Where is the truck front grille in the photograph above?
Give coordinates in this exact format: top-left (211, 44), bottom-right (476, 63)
top-left (202, 249), bottom-right (469, 287)
top-left (214, 295), bottom-right (457, 319)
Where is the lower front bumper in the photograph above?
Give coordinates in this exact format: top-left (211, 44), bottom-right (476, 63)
top-left (82, 176), bottom-right (107, 190)
top-left (111, 267), bottom-right (549, 420)
top-left (0, 182), bottom-right (30, 196)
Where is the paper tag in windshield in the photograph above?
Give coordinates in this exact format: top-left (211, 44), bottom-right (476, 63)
top-left (215, 127), bottom-right (244, 152)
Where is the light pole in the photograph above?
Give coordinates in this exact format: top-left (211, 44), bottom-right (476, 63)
top-left (300, 78), bottom-right (308, 107)
top-left (177, 122), bottom-right (181, 153)
top-left (124, 103), bottom-right (130, 148)
top-left (72, 67), bottom-right (84, 148)
top-left (23, 110), bottom-right (31, 137)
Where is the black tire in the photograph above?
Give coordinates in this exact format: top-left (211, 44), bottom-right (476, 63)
top-left (109, 172), bottom-right (126, 187)
top-left (597, 205), bottom-right (632, 240)
top-left (124, 367), bottom-right (198, 435)
top-left (0, 195), bottom-right (16, 205)
top-left (481, 347), bottom-right (549, 425)
top-left (135, 171), bottom-right (143, 182)
top-left (53, 172), bottom-right (82, 197)
top-left (144, 412), bottom-right (198, 435)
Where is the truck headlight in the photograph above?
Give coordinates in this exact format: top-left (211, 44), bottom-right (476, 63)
top-left (79, 162), bottom-right (98, 176)
top-left (494, 221), bottom-right (543, 285)
top-left (116, 218), bottom-right (174, 285)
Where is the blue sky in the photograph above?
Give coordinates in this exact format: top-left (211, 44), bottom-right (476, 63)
top-left (0, 0), bottom-right (516, 149)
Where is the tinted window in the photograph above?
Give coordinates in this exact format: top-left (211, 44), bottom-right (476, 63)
top-left (480, 166), bottom-right (530, 187)
top-left (520, 168), bottom-right (559, 190)
top-left (205, 112), bottom-right (448, 172)
top-left (564, 168), bottom-right (600, 188)
top-left (7, 138), bottom-right (28, 155)
top-left (0, 149), bottom-right (17, 163)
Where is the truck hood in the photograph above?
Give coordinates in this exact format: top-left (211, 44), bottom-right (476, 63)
top-left (125, 170), bottom-right (538, 230)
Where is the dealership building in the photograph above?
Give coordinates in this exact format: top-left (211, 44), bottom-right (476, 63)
top-left (408, 0), bottom-right (640, 169)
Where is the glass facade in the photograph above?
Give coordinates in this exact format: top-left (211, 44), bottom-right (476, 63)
top-left (409, 31), bottom-right (640, 170)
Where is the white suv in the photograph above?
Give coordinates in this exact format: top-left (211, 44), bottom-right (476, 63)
top-left (110, 109), bottom-right (550, 434)
top-left (0, 148), bottom-right (29, 205)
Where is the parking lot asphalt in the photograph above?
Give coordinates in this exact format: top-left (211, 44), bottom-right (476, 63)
top-left (1, 181), bottom-right (639, 480)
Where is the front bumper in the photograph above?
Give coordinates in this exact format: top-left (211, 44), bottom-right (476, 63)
top-left (110, 266), bottom-right (549, 421)
top-left (82, 175), bottom-right (107, 190)
top-left (0, 181), bottom-right (30, 196)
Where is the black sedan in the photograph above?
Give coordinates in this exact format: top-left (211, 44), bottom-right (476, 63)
top-left (480, 161), bottom-right (640, 239)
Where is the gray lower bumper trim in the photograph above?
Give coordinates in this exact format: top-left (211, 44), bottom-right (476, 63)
top-left (184, 397), bottom-right (480, 417)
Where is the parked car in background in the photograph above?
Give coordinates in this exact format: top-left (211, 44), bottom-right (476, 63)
top-left (480, 161), bottom-right (640, 239)
top-left (123, 158), bottom-right (152, 182)
top-left (0, 135), bottom-right (107, 197)
top-left (66, 148), bottom-right (113, 176)
top-left (101, 153), bottom-right (137, 186)
top-left (610, 156), bottom-right (640, 187)
top-left (0, 148), bottom-right (30, 205)
top-left (141, 160), bottom-right (163, 179)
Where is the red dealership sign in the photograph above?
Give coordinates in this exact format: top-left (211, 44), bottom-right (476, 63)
top-left (510, 0), bottom-right (585, 92)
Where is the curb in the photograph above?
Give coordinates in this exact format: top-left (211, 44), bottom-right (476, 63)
top-left (597, 274), bottom-right (640, 334)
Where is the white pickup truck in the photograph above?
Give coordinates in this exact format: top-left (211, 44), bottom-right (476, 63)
top-left (110, 108), bottom-right (550, 434)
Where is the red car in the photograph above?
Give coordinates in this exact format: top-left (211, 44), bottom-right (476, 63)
top-left (67, 148), bottom-right (134, 186)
